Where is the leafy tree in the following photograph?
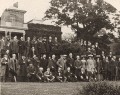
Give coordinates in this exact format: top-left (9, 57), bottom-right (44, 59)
top-left (44, 0), bottom-right (117, 42)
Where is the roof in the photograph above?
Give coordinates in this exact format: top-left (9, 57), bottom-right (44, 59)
top-left (27, 23), bottom-right (61, 33)
top-left (5, 6), bottom-right (26, 13)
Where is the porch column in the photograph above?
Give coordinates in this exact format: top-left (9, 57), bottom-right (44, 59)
top-left (23, 32), bottom-right (25, 41)
top-left (9, 32), bottom-right (11, 40)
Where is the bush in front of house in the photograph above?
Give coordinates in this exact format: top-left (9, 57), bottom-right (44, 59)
top-left (76, 82), bottom-right (120, 95)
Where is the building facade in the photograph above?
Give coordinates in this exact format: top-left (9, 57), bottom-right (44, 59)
top-left (0, 5), bottom-right (62, 42)
top-left (0, 6), bottom-right (28, 39)
top-left (26, 21), bottom-right (62, 42)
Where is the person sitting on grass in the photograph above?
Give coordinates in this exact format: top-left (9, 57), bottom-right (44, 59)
top-left (79, 67), bottom-right (87, 81)
top-left (89, 68), bottom-right (97, 82)
top-left (56, 67), bottom-right (64, 82)
top-left (64, 67), bottom-right (77, 82)
top-left (27, 63), bottom-right (37, 82)
top-left (36, 67), bottom-right (44, 82)
top-left (44, 68), bottom-right (55, 82)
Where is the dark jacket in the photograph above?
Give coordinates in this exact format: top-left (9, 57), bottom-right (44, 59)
top-left (18, 59), bottom-right (28, 76)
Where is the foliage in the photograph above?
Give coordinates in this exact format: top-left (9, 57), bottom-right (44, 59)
top-left (57, 40), bottom-right (80, 55)
top-left (76, 82), bottom-right (120, 95)
top-left (44, 0), bottom-right (116, 42)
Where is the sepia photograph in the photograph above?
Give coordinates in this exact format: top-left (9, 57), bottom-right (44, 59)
top-left (0, 0), bottom-right (120, 95)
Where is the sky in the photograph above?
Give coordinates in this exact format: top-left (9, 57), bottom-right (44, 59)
top-left (0, 0), bottom-right (120, 22)
top-left (0, 0), bottom-right (120, 38)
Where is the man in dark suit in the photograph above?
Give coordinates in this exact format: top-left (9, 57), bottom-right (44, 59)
top-left (1, 54), bottom-right (9, 82)
top-left (52, 37), bottom-right (59, 57)
top-left (64, 67), bottom-right (77, 82)
top-left (66, 53), bottom-right (74, 73)
top-left (40, 54), bottom-right (48, 72)
top-left (8, 54), bottom-right (19, 82)
top-left (109, 56), bottom-right (117, 81)
top-left (30, 47), bottom-right (38, 58)
top-left (18, 55), bottom-right (28, 82)
top-left (95, 42), bottom-right (101, 55)
top-left (25, 37), bottom-right (31, 58)
top-left (48, 54), bottom-right (57, 75)
top-left (27, 63), bottom-right (37, 82)
top-left (37, 37), bottom-right (46, 59)
top-left (0, 36), bottom-right (6, 58)
top-left (31, 54), bottom-right (40, 73)
top-left (46, 37), bottom-right (53, 57)
top-left (18, 37), bottom-right (26, 58)
top-left (11, 36), bottom-right (19, 59)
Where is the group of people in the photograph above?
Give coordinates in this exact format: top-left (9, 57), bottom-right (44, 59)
top-left (0, 35), bottom-right (120, 82)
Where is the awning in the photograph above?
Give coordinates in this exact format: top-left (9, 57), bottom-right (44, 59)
top-left (0, 28), bottom-right (25, 34)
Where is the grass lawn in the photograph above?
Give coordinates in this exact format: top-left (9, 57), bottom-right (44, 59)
top-left (1, 82), bottom-right (85, 95)
top-left (1, 81), bottom-right (120, 95)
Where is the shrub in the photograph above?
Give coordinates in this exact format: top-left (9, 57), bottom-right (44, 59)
top-left (76, 82), bottom-right (120, 95)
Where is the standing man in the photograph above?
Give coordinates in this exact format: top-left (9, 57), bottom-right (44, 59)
top-left (109, 56), bottom-right (117, 81)
top-left (74, 55), bottom-right (82, 81)
top-left (0, 36), bottom-right (6, 58)
top-left (40, 54), bottom-right (48, 72)
top-left (18, 37), bottom-right (26, 58)
top-left (42, 37), bottom-right (47, 55)
top-left (31, 36), bottom-right (37, 50)
top-left (5, 37), bottom-right (11, 57)
top-left (25, 37), bottom-right (31, 58)
top-left (18, 55), bottom-right (28, 82)
top-left (0, 55), bottom-right (9, 82)
top-left (37, 37), bottom-right (45, 59)
top-left (46, 37), bottom-right (53, 57)
top-left (53, 37), bottom-right (59, 57)
top-left (57, 55), bottom-right (67, 74)
top-left (11, 36), bottom-right (19, 59)
top-left (8, 54), bottom-right (19, 82)
top-left (48, 54), bottom-right (57, 75)
top-left (66, 53), bottom-right (74, 73)
top-left (95, 42), bottom-right (101, 55)
top-left (96, 55), bottom-right (103, 81)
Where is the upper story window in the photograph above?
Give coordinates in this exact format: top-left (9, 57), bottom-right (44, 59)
top-left (10, 16), bottom-right (16, 26)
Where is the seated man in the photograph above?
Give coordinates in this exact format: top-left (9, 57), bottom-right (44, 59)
top-left (88, 68), bottom-right (97, 82)
top-left (27, 63), bottom-right (37, 82)
top-left (64, 67), bottom-right (77, 82)
top-left (44, 68), bottom-right (55, 82)
top-left (56, 67), bottom-right (64, 82)
top-left (36, 67), bottom-right (44, 82)
top-left (79, 67), bottom-right (87, 81)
